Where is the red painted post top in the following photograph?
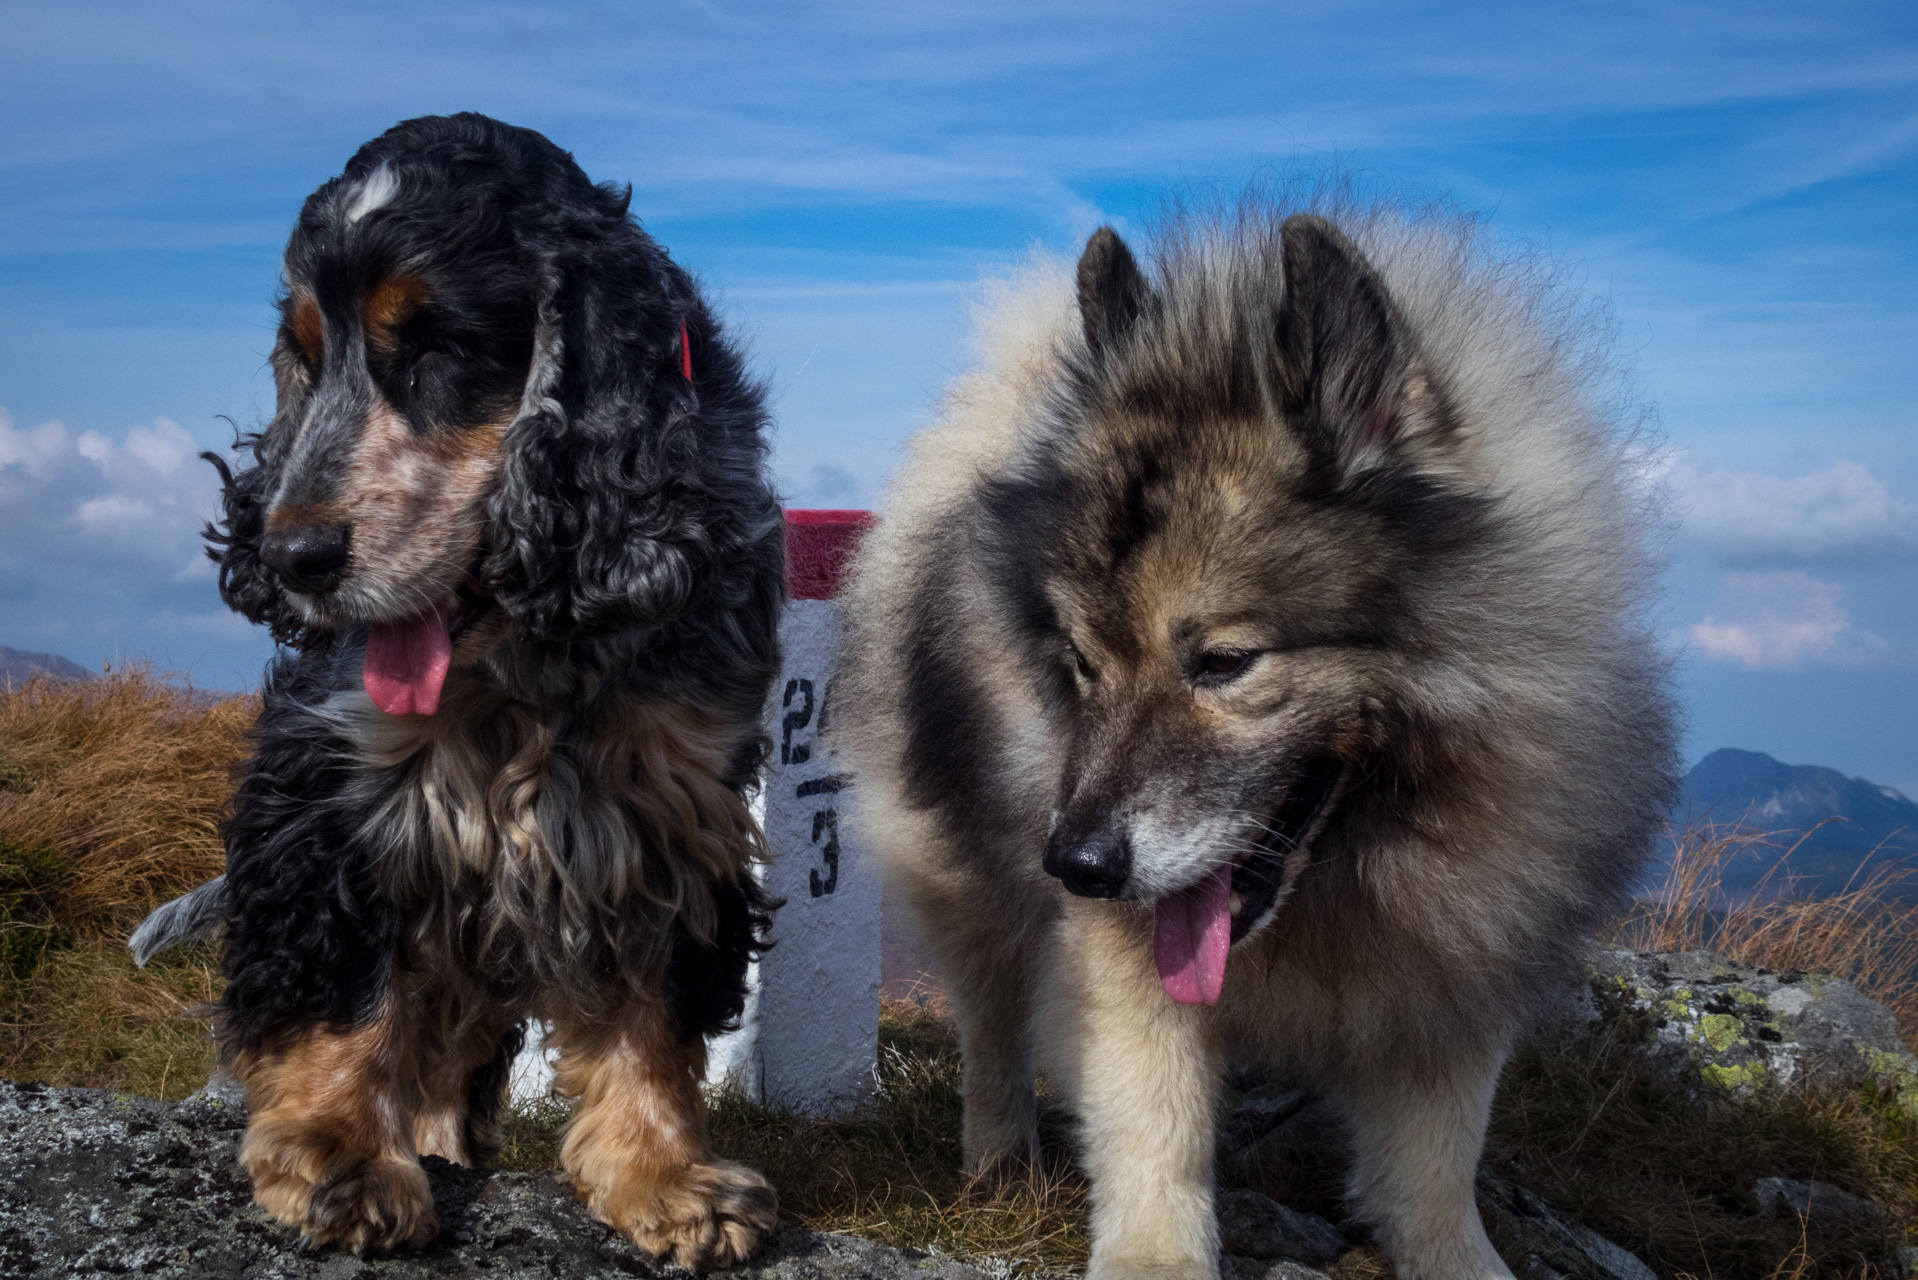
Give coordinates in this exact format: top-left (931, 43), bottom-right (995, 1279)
top-left (785, 509), bottom-right (875, 600)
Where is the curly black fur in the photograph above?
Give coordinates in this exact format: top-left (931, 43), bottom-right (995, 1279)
top-left (210, 114), bottom-right (783, 1065)
top-left (202, 448), bottom-right (297, 645)
top-left (219, 649), bottom-right (398, 1048)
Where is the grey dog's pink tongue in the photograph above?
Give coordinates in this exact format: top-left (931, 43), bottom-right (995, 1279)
top-left (1153, 865), bottom-right (1233, 1005)
top-left (363, 607), bottom-right (451, 717)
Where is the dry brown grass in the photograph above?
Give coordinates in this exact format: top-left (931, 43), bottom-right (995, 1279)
top-left (0, 665), bottom-right (253, 929)
top-left (1610, 825), bottom-right (1918, 1054)
top-left (1, 939), bottom-right (222, 1099)
top-left (0, 666), bottom-right (249, 1095)
top-left (1465, 825), bottom-right (1918, 1279)
top-left (1484, 999), bottom-right (1917, 1280)
top-left (708, 996), bottom-right (1092, 1275)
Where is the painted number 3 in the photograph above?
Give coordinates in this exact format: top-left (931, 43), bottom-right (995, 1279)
top-left (795, 776), bottom-right (847, 898)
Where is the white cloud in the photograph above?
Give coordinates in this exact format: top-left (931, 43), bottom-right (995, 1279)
top-left (0, 405), bottom-right (231, 645)
top-left (1673, 458), bottom-right (1918, 567)
top-left (1690, 571), bottom-right (1890, 670)
top-left (0, 414), bottom-right (71, 477)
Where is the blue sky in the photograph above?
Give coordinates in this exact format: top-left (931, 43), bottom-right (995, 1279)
top-left (2, 1), bottom-right (1915, 790)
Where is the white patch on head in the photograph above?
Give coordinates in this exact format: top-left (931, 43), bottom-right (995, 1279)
top-left (345, 164), bottom-right (400, 224)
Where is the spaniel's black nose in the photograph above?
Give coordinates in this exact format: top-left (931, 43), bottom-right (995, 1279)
top-left (260, 523), bottom-right (351, 594)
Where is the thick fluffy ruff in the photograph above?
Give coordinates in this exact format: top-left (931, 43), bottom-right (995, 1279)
top-left (834, 207), bottom-right (1677, 1280)
top-left (204, 113), bottom-right (782, 1264)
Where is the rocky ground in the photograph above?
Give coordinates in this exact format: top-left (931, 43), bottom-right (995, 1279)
top-left (1, 1077), bottom-right (1673, 1280)
top-left (3, 948), bottom-right (1914, 1279)
top-left (0, 1079), bottom-right (999, 1280)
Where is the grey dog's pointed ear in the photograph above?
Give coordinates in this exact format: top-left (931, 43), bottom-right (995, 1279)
top-left (1077, 226), bottom-right (1151, 357)
top-left (1273, 214), bottom-right (1447, 476)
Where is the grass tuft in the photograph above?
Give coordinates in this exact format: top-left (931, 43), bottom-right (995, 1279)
top-left (1, 937), bottom-right (221, 1099)
top-left (1611, 824), bottom-right (1918, 1054)
top-left (0, 667), bottom-right (245, 1094)
top-left (706, 997), bottom-right (1089, 1273)
top-left (0, 665), bottom-right (252, 931)
top-left (1484, 994), bottom-right (1916, 1279)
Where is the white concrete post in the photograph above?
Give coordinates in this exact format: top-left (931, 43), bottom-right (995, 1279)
top-left (508, 511), bottom-right (881, 1114)
top-left (706, 509), bottom-right (879, 1112)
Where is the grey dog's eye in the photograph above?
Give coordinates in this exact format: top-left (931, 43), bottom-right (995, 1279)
top-left (1195, 649), bottom-right (1253, 681)
top-left (1069, 645), bottom-right (1095, 681)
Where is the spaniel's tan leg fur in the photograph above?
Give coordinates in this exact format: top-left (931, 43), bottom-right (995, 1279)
top-left (235, 1003), bottom-right (435, 1254)
top-left (552, 1001), bottom-right (776, 1269)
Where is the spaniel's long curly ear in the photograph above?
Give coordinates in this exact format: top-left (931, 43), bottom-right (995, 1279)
top-left (201, 336), bottom-right (310, 646)
top-left (486, 247), bottom-right (767, 642)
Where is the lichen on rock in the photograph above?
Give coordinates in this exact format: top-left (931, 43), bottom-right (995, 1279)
top-left (1581, 948), bottom-right (1918, 1114)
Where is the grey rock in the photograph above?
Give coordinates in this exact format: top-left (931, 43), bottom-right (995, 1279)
top-left (1219, 1258), bottom-right (1333, 1280)
top-left (1752, 1177), bottom-right (1881, 1220)
top-left (0, 1079), bottom-right (990, 1279)
top-left (1216, 1090), bottom-right (1344, 1175)
top-left (1217, 1088), bottom-right (1310, 1156)
top-left (1582, 948), bottom-right (1918, 1115)
top-left (1214, 1189), bottom-right (1344, 1267)
top-left (183, 1070), bottom-right (246, 1109)
top-left (1476, 1170), bottom-right (1657, 1280)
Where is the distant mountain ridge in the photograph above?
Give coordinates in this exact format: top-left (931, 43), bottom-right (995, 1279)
top-left (0, 645), bottom-right (92, 687)
top-left (1669, 748), bottom-right (1918, 898)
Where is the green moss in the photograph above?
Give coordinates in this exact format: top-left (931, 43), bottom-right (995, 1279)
top-left (1696, 1013), bottom-right (1748, 1054)
top-left (1699, 1061), bottom-right (1766, 1090)
top-left (1856, 1047), bottom-right (1918, 1117)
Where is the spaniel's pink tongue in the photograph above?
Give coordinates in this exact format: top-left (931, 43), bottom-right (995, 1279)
top-left (363, 607), bottom-right (451, 717)
top-left (1152, 865), bottom-right (1234, 1005)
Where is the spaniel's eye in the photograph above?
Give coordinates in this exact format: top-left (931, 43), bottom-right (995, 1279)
top-left (1194, 649), bottom-right (1253, 682)
top-left (408, 352), bottom-right (447, 402)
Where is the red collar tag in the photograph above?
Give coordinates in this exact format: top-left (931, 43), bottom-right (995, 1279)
top-left (680, 319), bottom-right (693, 382)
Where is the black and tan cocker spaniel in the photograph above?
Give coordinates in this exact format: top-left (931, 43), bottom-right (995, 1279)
top-left (182, 113), bottom-right (783, 1265)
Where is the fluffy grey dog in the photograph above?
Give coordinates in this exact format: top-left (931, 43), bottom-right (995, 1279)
top-left (832, 201), bottom-right (1676, 1280)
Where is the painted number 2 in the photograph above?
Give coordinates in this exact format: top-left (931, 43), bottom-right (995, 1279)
top-left (781, 678), bottom-right (814, 765)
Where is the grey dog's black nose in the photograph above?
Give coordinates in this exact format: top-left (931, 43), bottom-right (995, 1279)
top-left (260, 523), bottom-right (351, 594)
top-left (1043, 835), bottom-right (1132, 898)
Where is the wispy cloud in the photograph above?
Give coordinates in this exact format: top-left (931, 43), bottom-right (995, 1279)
top-left (1690, 570), bottom-right (1890, 669)
top-left (1674, 458), bottom-right (1918, 567)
